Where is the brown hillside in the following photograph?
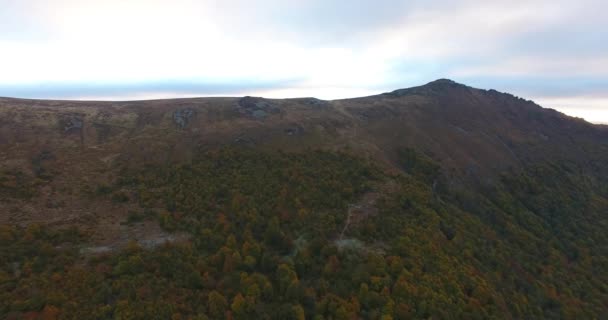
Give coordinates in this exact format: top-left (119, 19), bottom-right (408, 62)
top-left (1, 79), bottom-right (606, 246)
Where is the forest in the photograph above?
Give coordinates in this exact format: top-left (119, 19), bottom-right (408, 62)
top-left (1, 147), bottom-right (607, 319)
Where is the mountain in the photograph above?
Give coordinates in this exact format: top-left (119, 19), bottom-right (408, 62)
top-left (1, 80), bottom-right (607, 319)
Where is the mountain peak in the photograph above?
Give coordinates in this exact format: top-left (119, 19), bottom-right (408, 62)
top-left (426, 78), bottom-right (459, 85)
top-left (384, 78), bottom-right (470, 97)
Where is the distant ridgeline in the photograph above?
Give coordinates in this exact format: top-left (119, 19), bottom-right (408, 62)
top-left (1, 145), bottom-right (607, 319)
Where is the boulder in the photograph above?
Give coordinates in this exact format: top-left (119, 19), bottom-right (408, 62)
top-left (173, 108), bottom-right (195, 129)
top-left (237, 96), bottom-right (280, 119)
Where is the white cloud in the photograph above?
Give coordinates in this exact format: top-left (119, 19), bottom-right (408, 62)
top-left (535, 96), bottom-right (608, 124)
top-left (451, 57), bottom-right (608, 78)
top-left (0, 0), bottom-right (606, 122)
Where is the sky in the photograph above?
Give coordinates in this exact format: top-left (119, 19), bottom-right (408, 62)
top-left (0, 0), bottom-right (607, 123)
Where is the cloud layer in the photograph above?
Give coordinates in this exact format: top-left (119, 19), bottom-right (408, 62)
top-left (0, 0), bottom-right (606, 122)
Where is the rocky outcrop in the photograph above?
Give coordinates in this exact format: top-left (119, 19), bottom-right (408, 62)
top-left (59, 114), bottom-right (84, 133)
top-left (237, 96), bottom-right (281, 119)
top-left (284, 125), bottom-right (304, 136)
top-left (173, 108), bottom-right (195, 129)
top-left (294, 97), bottom-right (329, 108)
top-left (385, 78), bottom-right (471, 97)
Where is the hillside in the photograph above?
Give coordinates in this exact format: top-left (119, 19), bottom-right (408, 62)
top-left (1, 80), bottom-right (607, 319)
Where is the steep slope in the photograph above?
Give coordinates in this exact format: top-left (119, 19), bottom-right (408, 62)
top-left (2, 79), bottom-right (605, 237)
top-left (1, 80), bottom-right (607, 319)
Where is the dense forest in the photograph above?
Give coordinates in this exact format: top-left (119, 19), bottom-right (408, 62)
top-left (2, 146), bottom-right (607, 319)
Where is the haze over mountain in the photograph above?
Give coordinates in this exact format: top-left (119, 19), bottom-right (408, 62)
top-left (1, 80), bottom-right (607, 319)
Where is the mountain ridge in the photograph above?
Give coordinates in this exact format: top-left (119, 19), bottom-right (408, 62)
top-left (2, 79), bottom-right (605, 238)
top-left (0, 79), bottom-right (600, 129)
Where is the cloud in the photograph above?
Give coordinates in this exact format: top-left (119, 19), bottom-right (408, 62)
top-left (0, 0), bottom-right (606, 122)
top-left (0, 79), bottom-right (301, 100)
top-left (536, 97), bottom-right (608, 124)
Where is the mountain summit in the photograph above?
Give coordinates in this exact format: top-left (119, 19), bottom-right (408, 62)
top-left (385, 78), bottom-right (471, 96)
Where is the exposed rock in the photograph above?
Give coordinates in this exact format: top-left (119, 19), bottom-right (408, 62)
top-left (293, 97), bottom-right (329, 108)
top-left (173, 108), bottom-right (195, 129)
top-left (252, 109), bottom-right (267, 119)
top-left (139, 235), bottom-right (184, 248)
top-left (440, 221), bottom-right (456, 240)
top-left (79, 234), bottom-right (190, 254)
top-left (451, 125), bottom-right (469, 134)
top-left (385, 78), bottom-right (471, 97)
top-left (304, 97), bottom-right (328, 106)
top-left (237, 96), bottom-right (280, 119)
top-left (60, 114), bottom-right (84, 133)
top-left (284, 125), bottom-right (304, 136)
top-left (335, 238), bottom-right (365, 250)
top-left (234, 135), bottom-right (255, 145)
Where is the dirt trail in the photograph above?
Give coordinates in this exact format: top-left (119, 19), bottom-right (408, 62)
top-left (338, 191), bottom-right (381, 240)
top-left (337, 180), bottom-right (399, 240)
top-left (80, 233), bottom-right (189, 254)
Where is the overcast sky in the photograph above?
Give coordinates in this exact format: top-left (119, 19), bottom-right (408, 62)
top-left (0, 0), bottom-right (606, 123)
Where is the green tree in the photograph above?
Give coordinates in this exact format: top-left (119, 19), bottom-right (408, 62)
top-left (208, 290), bottom-right (228, 319)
